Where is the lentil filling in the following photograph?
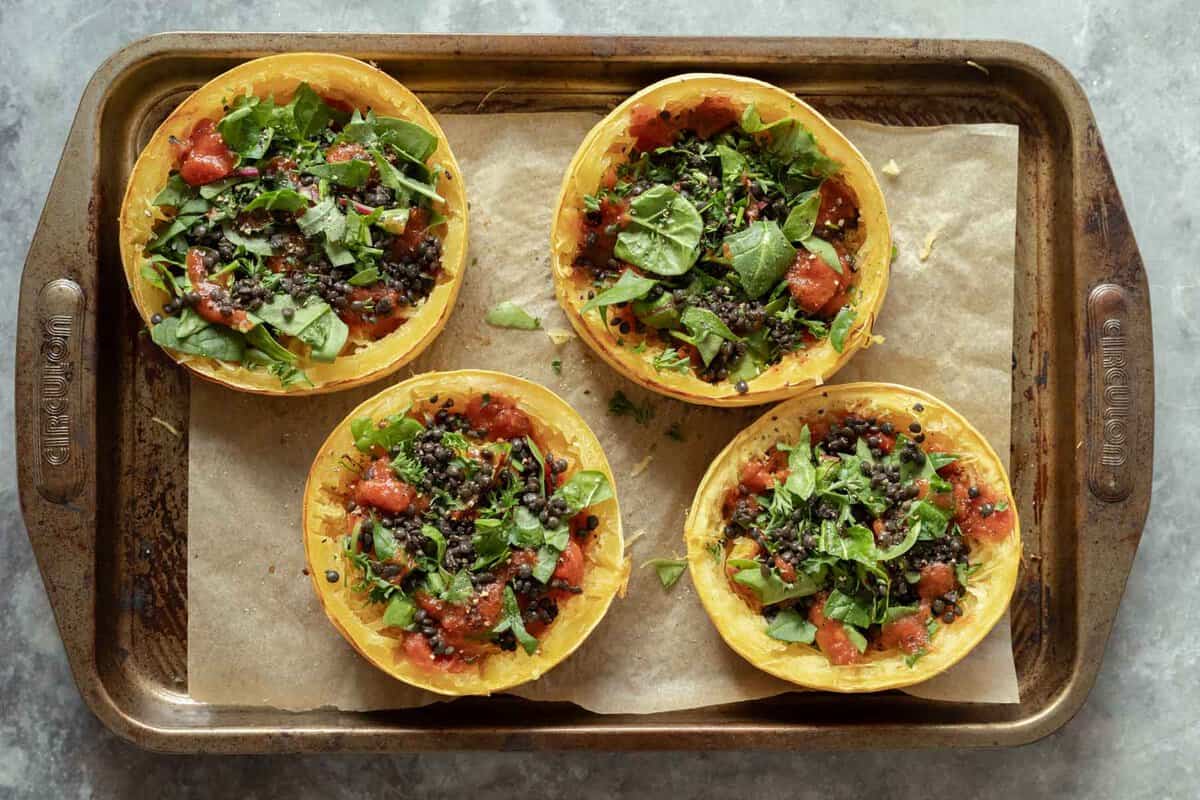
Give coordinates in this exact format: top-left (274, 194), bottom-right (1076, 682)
top-left (718, 409), bottom-right (1014, 666)
top-left (340, 393), bottom-right (612, 669)
top-left (141, 82), bottom-right (447, 387)
top-left (573, 97), bottom-right (865, 392)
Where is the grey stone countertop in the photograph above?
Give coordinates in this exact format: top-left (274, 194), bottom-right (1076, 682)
top-left (1, 1), bottom-right (1194, 797)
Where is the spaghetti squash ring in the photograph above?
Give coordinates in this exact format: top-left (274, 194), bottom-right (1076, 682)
top-left (303, 370), bottom-right (624, 695)
top-left (551, 74), bottom-right (890, 406)
top-left (685, 383), bottom-right (1020, 692)
top-left (119, 53), bottom-right (468, 394)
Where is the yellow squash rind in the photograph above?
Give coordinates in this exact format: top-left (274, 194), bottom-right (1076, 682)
top-left (119, 53), bottom-right (468, 395)
top-left (303, 370), bottom-right (625, 696)
top-left (685, 382), bottom-right (1020, 692)
top-left (551, 74), bottom-right (891, 407)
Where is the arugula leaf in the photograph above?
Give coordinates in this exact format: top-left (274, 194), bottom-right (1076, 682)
top-left (216, 96), bottom-right (276, 158)
top-left (830, 306), bottom-right (857, 353)
top-left (296, 197), bottom-right (347, 242)
top-left (494, 585), bottom-right (539, 654)
top-left (554, 470), bottom-right (614, 513)
top-left (881, 604), bottom-right (921, 624)
top-left (581, 270), bottom-right (658, 314)
top-left (286, 83), bottom-right (336, 140)
top-left (643, 558), bottom-right (687, 589)
top-left (765, 608), bottom-right (818, 643)
top-left (821, 589), bottom-right (873, 628)
top-left (152, 174), bottom-right (194, 207)
top-left (147, 214), bottom-right (201, 252)
top-left (485, 300), bottom-right (540, 330)
top-left (305, 159), bottom-right (373, 188)
top-left (350, 413), bottom-right (423, 453)
top-left (740, 105), bottom-right (839, 177)
top-left (613, 185), bottom-right (703, 277)
top-left (200, 177), bottom-right (241, 199)
top-left (150, 316), bottom-right (245, 362)
top-left (928, 452), bottom-right (959, 471)
top-left (728, 559), bottom-right (820, 605)
top-left (800, 235), bottom-right (842, 274)
top-left (781, 426), bottom-right (817, 500)
top-left (781, 190), bottom-right (821, 241)
top-left (371, 149), bottom-right (444, 204)
top-left (244, 188), bottom-right (309, 213)
top-left (340, 111), bottom-right (438, 162)
top-left (674, 307), bottom-right (740, 366)
top-left (382, 593), bottom-right (416, 628)
top-left (724, 220), bottom-right (796, 299)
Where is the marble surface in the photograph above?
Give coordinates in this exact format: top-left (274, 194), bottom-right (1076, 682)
top-left (1, 1), bottom-right (1195, 797)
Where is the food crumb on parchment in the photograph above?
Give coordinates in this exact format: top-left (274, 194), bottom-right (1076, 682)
top-left (546, 327), bottom-right (575, 345)
top-left (881, 159), bottom-right (901, 176)
top-left (919, 229), bottom-right (941, 262)
top-left (630, 453), bottom-right (654, 478)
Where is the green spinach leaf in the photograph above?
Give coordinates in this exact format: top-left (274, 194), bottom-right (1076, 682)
top-left (613, 185), bottom-right (703, 276)
top-left (581, 270), bottom-right (658, 314)
top-left (765, 608), bottom-right (818, 643)
top-left (724, 220), bottom-right (796, 299)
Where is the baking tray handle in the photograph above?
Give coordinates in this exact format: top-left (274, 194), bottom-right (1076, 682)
top-left (1073, 124), bottom-right (1153, 676)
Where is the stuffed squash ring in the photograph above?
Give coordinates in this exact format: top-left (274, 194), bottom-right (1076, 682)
top-left (119, 53), bottom-right (468, 394)
top-left (303, 370), bottom-right (624, 695)
top-left (685, 383), bottom-right (1020, 692)
top-left (551, 74), bottom-right (890, 407)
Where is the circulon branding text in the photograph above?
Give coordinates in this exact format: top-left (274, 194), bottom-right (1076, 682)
top-left (34, 279), bottom-right (85, 503)
top-left (1087, 284), bottom-right (1134, 502)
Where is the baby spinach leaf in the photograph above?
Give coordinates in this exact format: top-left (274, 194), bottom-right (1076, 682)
top-left (741, 105), bottom-right (839, 177)
top-left (382, 593), bottom-right (416, 628)
top-left (244, 188), bottom-right (309, 213)
top-left (305, 159), bottom-right (373, 188)
top-left (674, 306), bottom-right (740, 366)
top-left (782, 425), bottom-right (816, 500)
top-left (724, 220), bottom-right (796, 299)
top-left (150, 316), bottom-right (245, 362)
top-left (246, 325), bottom-right (297, 364)
top-left (830, 306), bottom-right (857, 353)
top-left (651, 347), bottom-right (691, 374)
top-left (347, 266), bottom-right (381, 287)
top-left (613, 185), bottom-right (703, 276)
top-left (220, 222), bottom-right (275, 256)
top-left (147, 214), bottom-right (201, 252)
top-left (471, 518), bottom-right (510, 571)
top-left (843, 624), bottom-right (869, 654)
top-left (532, 546), bottom-right (561, 584)
top-left (781, 190), bottom-right (821, 242)
top-left (727, 329), bottom-right (769, 383)
top-left (820, 523), bottom-right (877, 566)
top-left (581, 270), bottom-right (658, 314)
top-left (716, 144), bottom-right (747, 192)
top-left (765, 609), bottom-right (817, 643)
top-left (421, 524), bottom-right (448, 565)
top-left (632, 292), bottom-right (681, 329)
top-left (822, 589), bottom-right (873, 628)
top-left (350, 413), bottom-right (423, 453)
top-left (881, 604), bottom-right (921, 624)
top-left (508, 506), bottom-right (546, 549)
top-left (643, 558), bottom-right (688, 589)
top-left (554, 470), bottom-right (613, 513)
top-left (254, 295), bottom-right (331, 336)
top-left (286, 83), bottom-right (336, 141)
top-left (299, 310), bottom-right (348, 363)
top-left (441, 570), bottom-right (474, 604)
top-left (373, 526), bottom-right (399, 561)
top-left (494, 585), bottom-right (539, 654)
top-left (152, 174), bottom-right (194, 207)
top-left (728, 559), bottom-right (820, 605)
top-left (876, 521), bottom-right (923, 561)
top-left (800, 235), bottom-right (842, 274)
top-left (928, 452), bottom-right (959, 471)
top-left (485, 300), bottom-right (540, 330)
top-left (174, 307), bottom-right (210, 339)
top-left (199, 177), bottom-right (241, 199)
top-left (341, 111), bottom-right (438, 162)
top-left (217, 97), bottom-right (276, 158)
top-left (906, 500), bottom-right (952, 539)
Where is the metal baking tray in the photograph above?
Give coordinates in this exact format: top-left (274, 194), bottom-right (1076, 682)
top-left (15, 33), bottom-right (1153, 752)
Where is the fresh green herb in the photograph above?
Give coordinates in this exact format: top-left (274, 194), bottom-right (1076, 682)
top-left (551, 358), bottom-right (562, 375)
top-left (608, 390), bottom-right (655, 424)
top-left (485, 300), bottom-right (541, 330)
top-left (829, 306), bottom-right (856, 353)
top-left (724, 220), bottom-right (796, 299)
top-left (651, 347), bottom-right (691, 374)
top-left (581, 270), bottom-right (658, 314)
top-left (765, 609), bottom-right (817, 643)
top-left (642, 558), bottom-right (687, 589)
top-left (781, 191), bottom-right (821, 242)
top-left (800, 235), bottom-right (842, 274)
top-left (728, 558), bottom-right (820, 605)
top-left (150, 316), bottom-right (245, 362)
top-left (843, 624), bottom-right (869, 654)
top-left (382, 593), bottom-right (417, 628)
top-left (494, 585), bottom-right (539, 655)
top-left (674, 307), bottom-right (740, 366)
top-left (554, 470), bottom-right (614, 513)
top-left (613, 185), bottom-right (703, 276)
top-left (350, 412), bottom-right (423, 453)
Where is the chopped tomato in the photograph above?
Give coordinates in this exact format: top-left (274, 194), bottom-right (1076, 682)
top-left (917, 562), bottom-right (957, 601)
top-left (551, 539), bottom-right (585, 597)
top-left (875, 431), bottom-right (896, 454)
top-left (815, 178), bottom-right (860, 233)
top-left (465, 395), bottom-right (533, 440)
top-left (354, 457), bottom-right (417, 514)
top-left (739, 458), bottom-right (776, 494)
top-left (878, 606), bottom-right (931, 655)
top-left (175, 119), bottom-right (235, 186)
top-left (340, 286), bottom-right (406, 340)
top-left (786, 249), bottom-right (844, 314)
top-left (773, 555), bottom-right (797, 584)
top-left (325, 141), bottom-right (370, 163)
top-left (681, 96), bottom-right (740, 138)
top-left (628, 103), bottom-right (676, 151)
top-left (184, 248), bottom-right (252, 331)
top-left (400, 632), bottom-right (468, 672)
top-left (944, 464), bottom-right (1014, 544)
top-left (809, 595), bottom-right (862, 665)
top-left (872, 518), bottom-right (887, 541)
top-left (576, 199), bottom-right (630, 270)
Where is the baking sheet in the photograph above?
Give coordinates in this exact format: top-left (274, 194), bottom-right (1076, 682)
top-left (188, 112), bottom-right (1019, 712)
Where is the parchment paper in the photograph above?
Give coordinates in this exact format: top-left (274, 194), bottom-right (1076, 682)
top-left (188, 113), bottom-right (1019, 712)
